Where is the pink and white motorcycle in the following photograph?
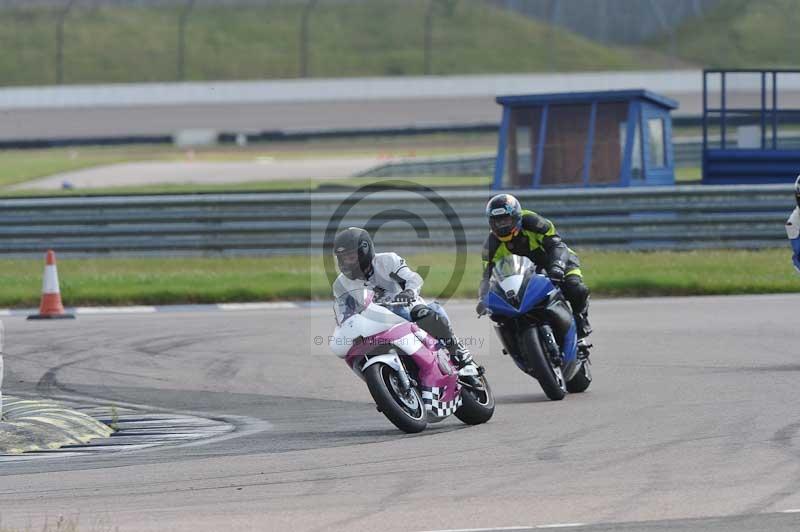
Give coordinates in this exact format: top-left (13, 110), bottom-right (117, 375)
top-left (330, 288), bottom-right (494, 433)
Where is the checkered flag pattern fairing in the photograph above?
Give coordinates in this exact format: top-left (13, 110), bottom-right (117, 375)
top-left (421, 386), bottom-right (462, 418)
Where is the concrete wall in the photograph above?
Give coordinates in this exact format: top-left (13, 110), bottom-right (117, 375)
top-left (0, 71), bottom-right (705, 110)
top-left (0, 71), bottom-right (709, 141)
top-left (4, 71), bottom-right (799, 142)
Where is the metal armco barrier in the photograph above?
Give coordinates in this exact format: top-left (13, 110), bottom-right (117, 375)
top-left (359, 136), bottom-right (800, 178)
top-left (0, 185), bottom-right (793, 256)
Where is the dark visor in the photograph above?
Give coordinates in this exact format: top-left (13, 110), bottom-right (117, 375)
top-left (336, 249), bottom-right (359, 267)
top-left (490, 214), bottom-right (515, 236)
top-left (335, 248), bottom-right (363, 278)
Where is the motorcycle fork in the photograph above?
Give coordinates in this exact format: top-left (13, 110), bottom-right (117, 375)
top-left (539, 324), bottom-right (564, 367)
top-left (394, 351), bottom-right (420, 391)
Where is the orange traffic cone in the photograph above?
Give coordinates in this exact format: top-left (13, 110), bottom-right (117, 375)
top-left (28, 250), bottom-right (75, 320)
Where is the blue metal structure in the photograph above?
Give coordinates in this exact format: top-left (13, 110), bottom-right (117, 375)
top-left (493, 90), bottom-right (677, 189)
top-left (703, 69), bottom-right (800, 185)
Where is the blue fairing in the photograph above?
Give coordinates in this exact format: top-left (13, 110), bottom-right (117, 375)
top-left (484, 274), bottom-right (556, 317)
top-left (562, 320), bottom-right (577, 364)
top-left (519, 275), bottom-right (556, 313)
top-left (485, 289), bottom-right (520, 317)
top-left (792, 238), bottom-right (800, 272)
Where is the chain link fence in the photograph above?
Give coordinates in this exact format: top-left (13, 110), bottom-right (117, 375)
top-left (0, 0), bottom-right (455, 85)
top-left (486, 0), bottom-right (721, 45)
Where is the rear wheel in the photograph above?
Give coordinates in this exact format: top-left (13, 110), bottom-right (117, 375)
top-left (365, 363), bottom-right (427, 433)
top-left (455, 372), bottom-right (495, 425)
top-left (566, 360), bottom-right (592, 393)
top-left (521, 327), bottom-right (566, 401)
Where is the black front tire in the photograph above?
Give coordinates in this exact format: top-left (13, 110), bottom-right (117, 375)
top-left (566, 360), bottom-right (592, 393)
top-left (521, 326), bottom-right (566, 401)
top-left (365, 363), bottom-right (428, 434)
top-left (455, 374), bottom-right (495, 425)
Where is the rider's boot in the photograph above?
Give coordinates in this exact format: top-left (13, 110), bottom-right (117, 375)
top-left (574, 312), bottom-right (592, 361)
top-left (577, 338), bottom-right (592, 360)
top-left (574, 310), bottom-right (592, 339)
top-left (447, 338), bottom-right (485, 390)
top-left (411, 304), bottom-right (474, 370)
top-left (449, 339), bottom-right (473, 369)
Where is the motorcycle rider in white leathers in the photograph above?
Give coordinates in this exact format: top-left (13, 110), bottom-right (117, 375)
top-left (331, 227), bottom-right (473, 367)
top-left (787, 175), bottom-right (800, 274)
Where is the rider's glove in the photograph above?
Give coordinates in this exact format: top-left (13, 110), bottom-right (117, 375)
top-left (393, 289), bottom-right (416, 305)
top-left (548, 262), bottom-right (565, 283)
top-left (476, 300), bottom-right (488, 317)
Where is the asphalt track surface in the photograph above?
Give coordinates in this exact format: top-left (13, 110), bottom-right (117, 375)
top-left (0, 98), bottom-right (499, 141)
top-left (0, 294), bottom-right (799, 532)
top-left (6, 91), bottom-right (800, 141)
top-left (13, 158), bottom-right (386, 190)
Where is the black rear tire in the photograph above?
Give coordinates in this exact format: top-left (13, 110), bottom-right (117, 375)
top-left (454, 374), bottom-right (495, 425)
top-left (566, 361), bottom-right (592, 393)
top-left (365, 363), bottom-right (428, 433)
top-left (521, 326), bottom-right (566, 401)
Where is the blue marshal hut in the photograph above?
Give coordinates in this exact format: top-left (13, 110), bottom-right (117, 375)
top-left (493, 90), bottom-right (678, 189)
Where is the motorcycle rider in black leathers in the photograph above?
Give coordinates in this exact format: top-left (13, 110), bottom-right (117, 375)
top-left (476, 194), bottom-right (592, 351)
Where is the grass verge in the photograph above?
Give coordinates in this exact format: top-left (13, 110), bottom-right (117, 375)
top-left (0, 175), bottom-right (492, 197)
top-left (0, 136), bottom-right (497, 195)
top-left (1, 249), bottom-right (797, 309)
top-left (0, 1), bottom-right (666, 86)
top-left (0, 150), bottom-right (696, 197)
top-left (653, 0), bottom-right (800, 68)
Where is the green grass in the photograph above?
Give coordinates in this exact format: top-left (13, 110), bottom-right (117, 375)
top-left (0, 149), bottom-right (133, 189)
top-left (652, 0), bottom-right (800, 68)
top-left (0, 1), bottom-right (670, 86)
top-left (407, 249), bottom-right (800, 299)
top-left (675, 167), bottom-right (701, 182)
top-left (0, 256), bottom-right (331, 307)
top-left (3, 249), bottom-right (797, 309)
top-left (0, 175), bottom-right (491, 197)
top-left (0, 134), bottom-right (498, 195)
top-left (0, 140), bottom-right (699, 197)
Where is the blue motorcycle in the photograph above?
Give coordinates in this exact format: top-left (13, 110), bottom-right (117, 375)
top-left (483, 256), bottom-right (591, 400)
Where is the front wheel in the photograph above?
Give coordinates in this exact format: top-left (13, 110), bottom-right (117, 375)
top-left (566, 360), bottom-right (592, 393)
top-left (455, 373), bottom-right (495, 425)
top-left (365, 363), bottom-right (428, 433)
top-left (521, 326), bottom-right (566, 401)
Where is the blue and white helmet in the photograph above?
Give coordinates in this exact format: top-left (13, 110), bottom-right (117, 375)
top-left (486, 194), bottom-right (522, 242)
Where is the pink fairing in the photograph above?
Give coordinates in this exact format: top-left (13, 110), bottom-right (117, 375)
top-left (345, 322), bottom-right (459, 404)
top-left (344, 322), bottom-right (419, 365)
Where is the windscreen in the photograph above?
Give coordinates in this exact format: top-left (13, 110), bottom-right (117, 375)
top-left (491, 255), bottom-right (533, 283)
top-left (333, 288), bottom-right (372, 326)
